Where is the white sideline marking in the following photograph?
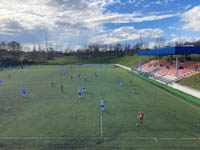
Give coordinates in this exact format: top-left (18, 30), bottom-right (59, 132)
top-left (0, 137), bottom-right (199, 140)
top-left (103, 137), bottom-right (200, 140)
top-left (176, 97), bottom-right (200, 111)
top-left (0, 117), bottom-right (14, 128)
top-left (100, 110), bottom-right (103, 138)
top-left (161, 89), bottom-right (200, 112)
top-left (100, 96), bottom-right (103, 138)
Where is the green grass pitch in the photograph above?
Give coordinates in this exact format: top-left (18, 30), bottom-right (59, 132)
top-left (0, 65), bottom-right (200, 150)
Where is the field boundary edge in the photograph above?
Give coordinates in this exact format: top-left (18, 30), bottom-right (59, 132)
top-left (114, 64), bottom-right (200, 106)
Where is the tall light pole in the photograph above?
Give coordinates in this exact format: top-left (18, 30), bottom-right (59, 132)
top-left (46, 33), bottom-right (48, 52)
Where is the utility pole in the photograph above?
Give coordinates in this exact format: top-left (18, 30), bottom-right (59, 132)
top-left (46, 33), bottom-right (48, 52)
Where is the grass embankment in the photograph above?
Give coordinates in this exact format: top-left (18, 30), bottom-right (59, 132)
top-left (48, 55), bottom-right (153, 67)
top-left (48, 56), bottom-right (78, 64)
top-left (179, 73), bottom-right (200, 90)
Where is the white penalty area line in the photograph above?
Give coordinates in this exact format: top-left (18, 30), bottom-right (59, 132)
top-left (0, 137), bottom-right (200, 141)
top-left (0, 117), bottom-right (14, 128)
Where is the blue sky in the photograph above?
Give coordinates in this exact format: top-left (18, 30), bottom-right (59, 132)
top-left (0, 0), bottom-right (200, 50)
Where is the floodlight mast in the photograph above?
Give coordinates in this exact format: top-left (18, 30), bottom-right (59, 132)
top-left (46, 33), bottom-right (48, 52)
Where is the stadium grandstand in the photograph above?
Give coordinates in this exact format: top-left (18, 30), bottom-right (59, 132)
top-left (135, 46), bottom-right (200, 84)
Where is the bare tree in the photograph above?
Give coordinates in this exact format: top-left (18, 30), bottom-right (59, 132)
top-left (7, 41), bottom-right (22, 61)
top-left (155, 36), bottom-right (166, 48)
top-left (0, 42), bottom-right (6, 50)
top-left (133, 42), bottom-right (142, 54)
top-left (47, 47), bottom-right (54, 60)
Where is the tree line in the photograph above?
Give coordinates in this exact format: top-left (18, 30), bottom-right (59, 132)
top-left (74, 43), bottom-right (146, 60)
top-left (73, 39), bottom-right (200, 60)
top-left (1, 38), bottom-right (200, 67)
top-left (0, 41), bottom-right (63, 69)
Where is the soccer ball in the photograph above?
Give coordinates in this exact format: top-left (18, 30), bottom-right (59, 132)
top-left (136, 122), bottom-right (140, 127)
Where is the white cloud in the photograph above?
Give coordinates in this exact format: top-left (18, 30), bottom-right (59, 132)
top-left (143, 4), bottom-right (150, 8)
top-left (91, 26), bottom-right (164, 44)
top-left (168, 26), bottom-right (175, 30)
top-left (185, 4), bottom-right (192, 10)
top-left (89, 0), bottom-right (121, 7)
top-left (168, 26), bottom-right (180, 31)
top-left (148, 42), bottom-right (156, 49)
top-left (170, 34), bottom-right (176, 37)
top-left (197, 37), bottom-right (200, 41)
top-left (152, 1), bottom-right (162, 5)
top-left (170, 36), bottom-right (200, 43)
top-left (0, 0), bottom-right (177, 48)
top-left (182, 6), bottom-right (200, 31)
top-left (146, 0), bottom-right (172, 7)
top-left (131, 14), bottom-right (178, 22)
top-left (128, 0), bottom-right (136, 4)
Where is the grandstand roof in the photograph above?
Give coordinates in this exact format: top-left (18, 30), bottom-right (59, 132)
top-left (137, 46), bottom-right (200, 56)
